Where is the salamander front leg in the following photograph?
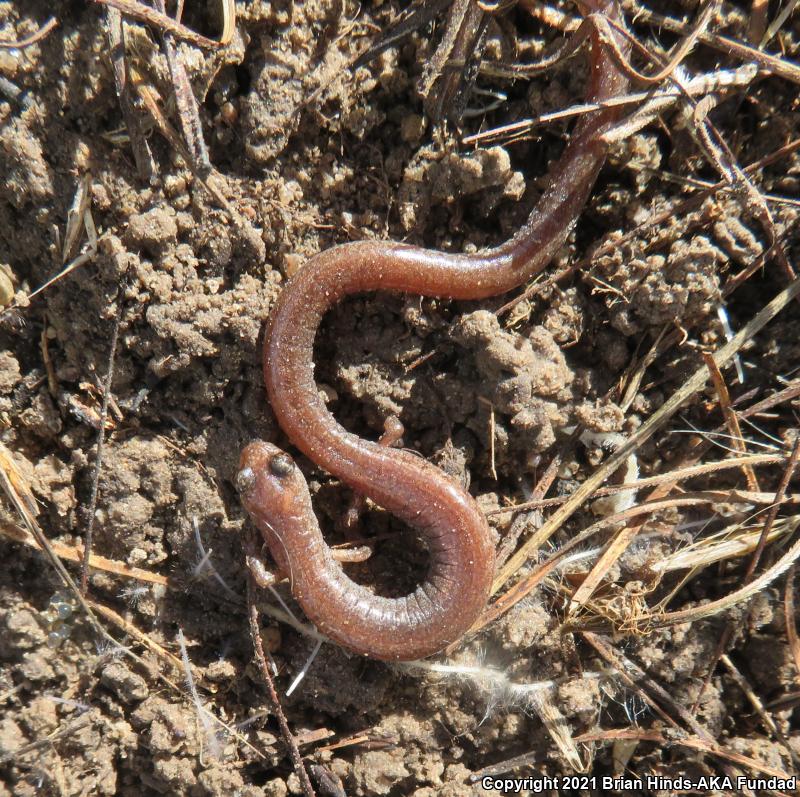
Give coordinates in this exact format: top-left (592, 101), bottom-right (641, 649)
top-left (339, 416), bottom-right (405, 534)
top-left (247, 553), bottom-right (281, 588)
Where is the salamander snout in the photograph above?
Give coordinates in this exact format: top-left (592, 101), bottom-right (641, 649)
top-left (237, 440), bottom-right (307, 521)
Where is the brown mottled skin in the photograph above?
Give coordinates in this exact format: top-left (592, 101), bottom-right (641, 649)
top-left (238, 1), bottom-right (630, 661)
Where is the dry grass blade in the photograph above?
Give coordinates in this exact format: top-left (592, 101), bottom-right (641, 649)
top-left (719, 654), bottom-right (794, 759)
top-left (62, 174), bottom-right (92, 262)
top-left (784, 566), bottom-right (800, 681)
top-left (703, 352), bottom-right (760, 491)
top-left (5, 181), bottom-right (98, 313)
top-left (563, 487), bottom-right (784, 617)
top-left (619, 326), bottom-right (668, 412)
top-left (526, 690), bottom-right (584, 771)
top-left (256, 601), bottom-right (325, 645)
top-left (684, 446), bottom-right (800, 701)
top-left (104, 7), bottom-right (155, 180)
top-left (0, 16), bottom-right (58, 49)
top-left (642, 528), bottom-right (800, 630)
top-left (463, 492), bottom-right (720, 643)
top-left (493, 275), bottom-right (800, 596)
top-left (567, 524), bottom-right (643, 619)
top-left (219, 0), bottom-right (235, 46)
top-left (464, 544), bottom-right (564, 644)
top-left (743, 438), bottom-right (800, 579)
top-left (761, 0), bottom-right (800, 47)
top-left (0, 519), bottom-right (168, 586)
top-left (153, 0), bottom-right (211, 177)
top-left (91, 0), bottom-right (227, 48)
top-left (682, 440), bottom-right (798, 712)
top-left (486, 453), bottom-right (791, 517)
top-left (574, 729), bottom-right (794, 781)
top-left (656, 516), bottom-right (800, 574)
top-left (623, 1), bottom-right (800, 85)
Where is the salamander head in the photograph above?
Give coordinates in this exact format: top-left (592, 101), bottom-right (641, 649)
top-left (236, 440), bottom-right (307, 528)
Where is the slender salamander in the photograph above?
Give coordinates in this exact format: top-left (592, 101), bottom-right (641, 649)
top-left (238, 0), bottom-right (630, 660)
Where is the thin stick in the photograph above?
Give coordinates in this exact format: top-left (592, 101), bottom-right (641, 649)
top-left (582, 632), bottom-right (705, 737)
top-left (104, 7), bottom-right (155, 180)
top-left (738, 381), bottom-right (800, 419)
top-left (581, 634), bottom-right (783, 783)
top-left (744, 437), bottom-right (800, 579)
top-left (91, 0), bottom-right (226, 48)
top-left (0, 448), bottom-right (268, 762)
top-left (152, 0), bottom-right (211, 177)
top-left (493, 275), bottom-right (800, 595)
top-left (0, 715), bottom-right (92, 767)
top-left (247, 576), bottom-right (316, 797)
top-left (574, 729), bottom-right (793, 780)
top-left (607, 0), bottom-right (719, 86)
top-left (622, 1), bottom-right (800, 86)
top-left (0, 447), bottom-right (182, 693)
top-left (495, 452), bottom-right (561, 567)
top-left (81, 297), bottom-right (124, 593)
top-left (784, 566), bottom-right (800, 681)
top-left (690, 435), bottom-right (797, 711)
top-left (0, 16), bottom-right (58, 49)
top-left (720, 654), bottom-right (791, 755)
top-left (463, 64), bottom-right (757, 147)
top-left (703, 352), bottom-right (760, 491)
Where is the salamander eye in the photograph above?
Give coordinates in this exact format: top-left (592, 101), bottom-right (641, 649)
top-left (269, 453), bottom-right (294, 477)
top-left (235, 466), bottom-right (256, 495)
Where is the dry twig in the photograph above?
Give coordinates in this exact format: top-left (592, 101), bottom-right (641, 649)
top-left (91, 0), bottom-right (231, 48)
top-left (0, 16), bottom-right (58, 49)
top-left (247, 575), bottom-right (315, 797)
top-left (703, 352), bottom-right (760, 491)
top-left (785, 566), bottom-right (800, 680)
top-left (152, 0), bottom-right (211, 177)
top-left (81, 297), bottom-right (125, 593)
top-left (104, 7), bottom-right (155, 180)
